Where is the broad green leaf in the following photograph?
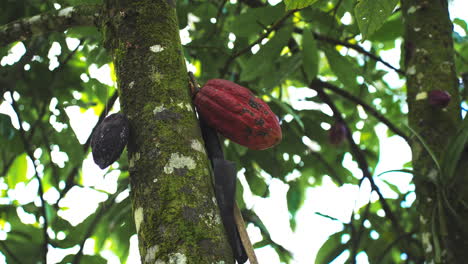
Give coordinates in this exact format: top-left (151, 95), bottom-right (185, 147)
top-left (302, 29), bottom-right (319, 82)
top-left (315, 231), bottom-right (348, 264)
top-left (0, 113), bottom-right (15, 140)
top-left (269, 97), bottom-right (305, 131)
top-left (260, 53), bottom-right (302, 90)
top-left (454, 18), bottom-right (468, 35)
top-left (228, 5), bottom-right (285, 38)
top-left (286, 179), bottom-right (305, 230)
top-left (354, 0), bottom-right (399, 40)
top-left (7, 153), bottom-right (28, 188)
top-left (60, 254), bottom-right (107, 264)
top-left (368, 14), bottom-right (403, 46)
top-left (240, 26), bottom-right (293, 81)
top-left (442, 116), bottom-right (468, 183)
top-left (323, 47), bottom-right (359, 90)
top-left (284, 0), bottom-right (319, 10)
top-left (244, 166), bottom-right (268, 197)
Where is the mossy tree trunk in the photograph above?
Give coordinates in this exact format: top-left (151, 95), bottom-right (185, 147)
top-left (103, 0), bottom-right (234, 263)
top-left (402, 0), bottom-right (468, 262)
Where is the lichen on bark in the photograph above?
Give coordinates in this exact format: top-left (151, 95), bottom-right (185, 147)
top-left (103, 0), bottom-right (234, 263)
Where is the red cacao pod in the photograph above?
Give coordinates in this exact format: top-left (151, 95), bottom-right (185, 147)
top-left (428, 90), bottom-right (451, 108)
top-left (194, 79), bottom-right (282, 150)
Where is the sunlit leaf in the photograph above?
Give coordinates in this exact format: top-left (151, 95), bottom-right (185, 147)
top-left (284, 0), bottom-right (319, 10)
top-left (354, 0), bottom-right (399, 40)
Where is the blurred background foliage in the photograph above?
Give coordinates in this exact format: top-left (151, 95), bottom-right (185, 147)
top-left (0, 0), bottom-right (467, 263)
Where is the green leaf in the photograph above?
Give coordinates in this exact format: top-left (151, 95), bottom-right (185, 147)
top-left (60, 254), bottom-right (107, 264)
top-left (269, 97), bottom-right (304, 131)
top-left (442, 116), bottom-right (468, 183)
top-left (0, 113), bottom-right (15, 140)
top-left (354, 0), bottom-right (399, 40)
top-left (315, 231), bottom-right (348, 264)
top-left (6, 153), bottom-right (28, 188)
top-left (284, 0), bottom-right (319, 10)
top-left (244, 165), bottom-right (268, 197)
top-left (286, 179), bottom-right (305, 230)
top-left (454, 18), bottom-right (468, 35)
top-left (302, 29), bottom-right (319, 82)
top-left (240, 26), bottom-right (293, 81)
top-left (323, 47), bottom-right (358, 90)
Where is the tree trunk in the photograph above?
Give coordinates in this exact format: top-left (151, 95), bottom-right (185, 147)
top-left (402, 0), bottom-right (468, 262)
top-left (103, 0), bottom-right (234, 262)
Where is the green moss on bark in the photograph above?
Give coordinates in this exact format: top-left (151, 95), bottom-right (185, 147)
top-left (104, 0), bottom-right (234, 263)
top-left (402, 0), bottom-right (468, 262)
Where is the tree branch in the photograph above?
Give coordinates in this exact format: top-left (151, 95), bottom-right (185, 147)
top-left (313, 33), bottom-right (405, 75)
top-left (310, 79), bottom-right (403, 239)
top-left (314, 79), bottom-right (410, 143)
top-left (0, 4), bottom-right (101, 47)
top-left (9, 92), bottom-right (48, 263)
top-left (220, 10), bottom-right (297, 77)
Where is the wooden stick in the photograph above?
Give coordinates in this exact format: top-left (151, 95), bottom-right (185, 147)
top-left (234, 202), bottom-right (259, 264)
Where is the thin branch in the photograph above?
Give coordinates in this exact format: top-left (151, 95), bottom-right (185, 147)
top-left (0, 4), bottom-right (101, 47)
top-left (220, 10), bottom-right (297, 77)
top-left (315, 79), bottom-right (410, 142)
top-left (313, 32), bottom-right (405, 75)
top-left (310, 79), bottom-right (403, 237)
top-left (9, 92), bottom-right (48, 263)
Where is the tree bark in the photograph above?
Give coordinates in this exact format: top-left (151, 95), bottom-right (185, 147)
top-left (402, 0), bottom-right (468, 262)
top-left (103, 0), bottom-right (234, 263)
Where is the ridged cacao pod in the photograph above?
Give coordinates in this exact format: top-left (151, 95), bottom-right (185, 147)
top-left (428, 89), bottom-right (451, 108)
top-left (194, 79), bottom-right (282, 150)
top-left (91, 113), bottom-right (130, 169)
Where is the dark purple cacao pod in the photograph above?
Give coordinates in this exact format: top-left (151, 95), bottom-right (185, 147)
top-left (329, 122), bottom-right (347, 145)
top-left (91, 113), bottom-right (130, 169)
top-left (194, 79), bottom-right (282, 150)
top-left (428, 90), bottom-right (451, 108)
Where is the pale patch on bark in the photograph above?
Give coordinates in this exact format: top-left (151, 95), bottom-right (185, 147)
top-left (129, 81), bottom-right (135, 89)
top-left (415, 92), bottom-right (427, 100)
top-left (129, 152), bottom-right (141, 168)
top-left (407, 65), bottom-right (416, 75)
top-left (427, 169), bottom-right (438, 182)
top-left (28, 15), bottom-right (41, 24)
top-left (145, 245), bottom-right (159, 263)
top-left (168, 252), bottom-right (187, 264)
top-left (58, 6), bottom-right (74, 18)
top-left (150, 45), bottom-right (165, 53)
top-left (202, 210), bottom-right (221, 227)
top-left (153, 105), bottom-right (166, 115)
top-left (134, 207), bottom-right (144, 233)
top-left (420, 215), bottom-right (428, 225)
top-left (177, 102), bottom-right (193, 112)
top-left (422, 232), bottom-right (433, 253)
top-left (163, 153), bottom-right (196, 174)
top-left (407, 6), bottom-right (418, 14)
top-left (190, 140), bottom-right (205, 153)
